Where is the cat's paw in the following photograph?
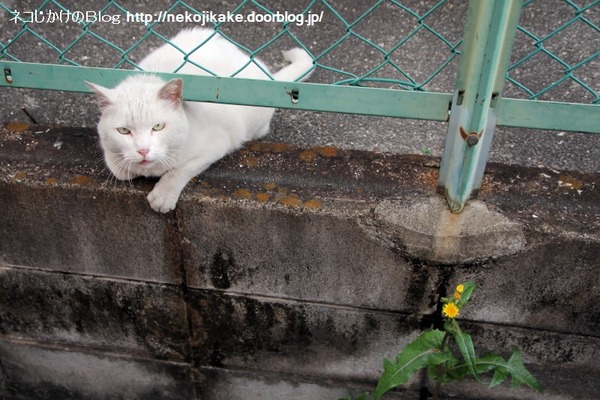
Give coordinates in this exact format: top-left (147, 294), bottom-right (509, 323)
top-left (147, 186), bottom-right (180, 213)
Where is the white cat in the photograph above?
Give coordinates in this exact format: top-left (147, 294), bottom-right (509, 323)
top-left (87, 28), bottom-right (313, 213)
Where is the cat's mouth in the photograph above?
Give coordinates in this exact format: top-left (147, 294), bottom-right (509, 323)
top-left (139, 160), bottom-right (152, 165)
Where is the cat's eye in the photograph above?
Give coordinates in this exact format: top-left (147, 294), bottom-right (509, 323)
top-left (152, 123), bottom-right (165, 131)
top-left (117, 127), bottom-right (130, 135)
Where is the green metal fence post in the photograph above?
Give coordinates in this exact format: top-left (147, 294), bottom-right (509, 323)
top-left (438, 0), bottom-right (523, 213)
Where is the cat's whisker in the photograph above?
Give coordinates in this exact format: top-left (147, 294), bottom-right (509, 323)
top-left (112, 156), bottom-right (135, 188)
top-left (93, 155), bottom-right (115, 188)
top-left (125, 159), bottom-right (136, 189)
top-left (159, 151), bottom-right (182, 176)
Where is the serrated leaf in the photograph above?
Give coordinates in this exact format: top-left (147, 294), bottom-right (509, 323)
top-left (506, 349), bottom-right (543, 392)
top-left (374, 330), bottom-right (452, 400)
top-left (445, 319), bottom-right (480, 382)
top-left (450, 351), bottom-right (542, 392)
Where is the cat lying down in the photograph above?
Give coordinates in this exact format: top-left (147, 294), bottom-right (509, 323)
top-left (87, 28), bottom-right (313, 213)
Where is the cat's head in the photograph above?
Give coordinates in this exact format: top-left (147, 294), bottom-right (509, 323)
top-left (86, 75), bottom-right (189, 179)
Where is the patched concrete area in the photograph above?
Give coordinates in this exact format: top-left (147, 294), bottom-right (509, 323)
top-left (366, 197), bottom-right (526, 264)
top-left (1, 125), bottom-right (599, 399)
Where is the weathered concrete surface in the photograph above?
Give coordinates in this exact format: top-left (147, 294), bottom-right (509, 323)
top-left (1, 125), bottom-right (600, 399)
top-left (0, 340), bottom-right (194, 400)
top-left (181, 201), bottom-right (440, 312)
top-left (366, 197), bottom-right (526, 264)
top-left (0, 266), bottom-right (189, 360)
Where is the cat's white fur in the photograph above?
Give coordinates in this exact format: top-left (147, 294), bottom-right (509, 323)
top-left (87, 28), bottom-right (312, 213)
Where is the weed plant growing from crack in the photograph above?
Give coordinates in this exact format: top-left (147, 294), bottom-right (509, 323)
top-left (342, 282), bottom-right (542, 400)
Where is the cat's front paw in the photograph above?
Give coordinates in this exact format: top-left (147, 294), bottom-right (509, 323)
top-left (147, 186), bottom-right (180, 213)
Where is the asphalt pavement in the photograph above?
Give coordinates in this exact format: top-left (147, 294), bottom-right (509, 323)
top-left (1, 0), bottom-right (598, 172)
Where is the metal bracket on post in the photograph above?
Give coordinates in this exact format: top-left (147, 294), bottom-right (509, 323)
top-left (438, 0), bottom-right (523, 213)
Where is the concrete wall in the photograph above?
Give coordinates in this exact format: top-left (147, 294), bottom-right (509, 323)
top-left (1, 125), bottom-right (599, 399)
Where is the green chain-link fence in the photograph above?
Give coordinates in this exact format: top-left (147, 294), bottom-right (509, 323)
top-left (0, 1), bottom-right (464, 89)
top-left (1, 0), bottom-right (599, 211)
top-left (2, 1), bottom-right (597, 100)
top-left (509, 0), bottom-right (599, 104)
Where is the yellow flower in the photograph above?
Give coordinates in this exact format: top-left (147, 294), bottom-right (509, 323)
top-left (453, 291), bottom-right (461, 300)
top-left (456, 284), bottom-right (464, 294)
top-left (442, 302), bottom-right (460, 319)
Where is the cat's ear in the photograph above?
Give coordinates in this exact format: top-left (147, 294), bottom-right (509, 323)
top-left (158, 78), bottom-right (183, 107)
top-left (85, 81), bottom-right (113, 112)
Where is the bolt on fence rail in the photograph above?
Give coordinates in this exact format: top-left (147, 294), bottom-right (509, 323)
top-left (1, 0), bottom-right (599, 213)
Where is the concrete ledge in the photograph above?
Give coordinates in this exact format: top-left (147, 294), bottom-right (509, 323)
top-left (0, 177), bottom-right (176, 283)
top-left (1, 125), bottom-right (600, 399)
top-left (0, 340), bottom-right (194, 399)
top-left (0, 265), bottom-right (189, 361)
top-left (194, 366), bottom-right (412, 400)
top-left (180, 199), bottom-right (440, 312)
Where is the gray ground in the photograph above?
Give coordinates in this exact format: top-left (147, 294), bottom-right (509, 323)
top-left (1, 0), bottom-right (599, 172)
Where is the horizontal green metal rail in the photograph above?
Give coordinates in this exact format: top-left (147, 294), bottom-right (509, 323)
top-left (497, 98), bottom-right (600, 133)
top-left (1, 61), bottom-right (451, 121)
top-left (2, 61), bottom-right (599, 134)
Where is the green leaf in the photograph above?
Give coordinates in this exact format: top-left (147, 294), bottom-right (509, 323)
top-left (505, 349), bottom-right (543, 392)
top-left (445, 319), bottom-right (480, 382)
top-left (455, 281), bottom-right (476, 308)
top-left (427, 354), bottom-right (461, 384)
top-left (374, 330), bottom-right (452, 400)
top-left (449, 351), bottom-right (542, 392)
top-left (446, 353), bottom-right (501, 381)
top-left (490, 363), bottom-right (509, 388)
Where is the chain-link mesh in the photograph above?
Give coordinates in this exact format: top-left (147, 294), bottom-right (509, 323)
top-left (0, 0), bottom-right (462, 91)
top-left (508, 0), bottom-right (599, 104)
top-left (0, 1), bottom-right (598, 102)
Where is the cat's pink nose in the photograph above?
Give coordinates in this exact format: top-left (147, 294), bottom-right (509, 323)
top-left (138, 149), bottom-right (150, 158)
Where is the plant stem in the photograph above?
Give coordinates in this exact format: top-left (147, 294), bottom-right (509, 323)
top-left (432, 331), bottom-right (450, 400)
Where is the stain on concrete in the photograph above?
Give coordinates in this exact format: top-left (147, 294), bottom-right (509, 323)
top-left (303, 199), bottom-right (322, 210)
top-left (248, 142), bottom-right (293, 153)
top-left (277, 194), bottom-right (303, 208)
top-left (367, 197), bottom-right (526, 264)
top-left (312, 146), bottom-right (339, 158)
top-left (255, 192), bottom-right (270, 202)
top-left (12, 171), bottom-right (27, 182)
top-left (404, 262), bottom-right (433, 313)
top-left (210, 249), bottom-right (235, 289)
top-left (0, 267), bottom-right (189, 361)
top-left (241, 156), bottom-right (259, 168)
top-left (558, 174), bottom-right (583, 190)
top-left (69, 174), bottom-right (95, 186)
top-left (298, 150), bottom-right (317, 163)
top-left (4, 121), bottom-right (31, 132)
top-left (232, 188), bottom-right (253, 200)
